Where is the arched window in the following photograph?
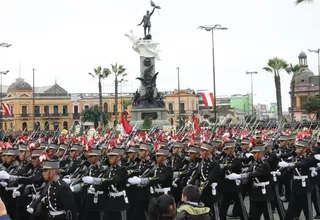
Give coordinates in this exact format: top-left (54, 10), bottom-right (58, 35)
top-left (104, 102), bottom-right (108, 113)
top-left (53, 122), bottom-right (59, 130)
top-left (4, 123), bottom-right (7, 130)
top-left (22, 122), bottom-right (28, 131)
top-left (63, 121), bottom-right (68, 130)
top-left (10, 122), bottom-right (13, 129)
top-left (74, 120), bottom-right (80, 126)
top-left (35, 122), bottom-right (40, 130)
top-left (44, 121), bottom-right (50, 131)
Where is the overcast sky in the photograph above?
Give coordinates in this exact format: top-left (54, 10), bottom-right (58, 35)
top-left (0, 0), bottom-right (319, 111)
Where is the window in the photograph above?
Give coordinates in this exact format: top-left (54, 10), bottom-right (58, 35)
top-left (104, 103), bottom-right (108, 113)
top-left (168, 103), bottom-right (174, 114)
top-left (84, 105), bottom-right (89, 109)
top-left (53, 105), bottom-right (59, 114)
top-left (34, 106), bottom-right (40, 116)
top-left (44, 121), bottom-right (50, 130)
top-left (10, 106), bottom-right (13, 115)
top-left (63, 105), bottom-right (68, 115)
top-left (44, 106), bottom-right (49, 116)
top-left (22, 122), bottom-right (27, 131)
top-left (300, 96), bottom-right (308, 110)
top-left (21, 106), bottom-right (27, 115)
top-left (63, 121), bottom-right (68, 129)
top-left (113, 104), bottom-right (117, 115)
top-left (73, 105), bottom-right (79, 114)
top-left (180, 103), bottom-right (185, 113)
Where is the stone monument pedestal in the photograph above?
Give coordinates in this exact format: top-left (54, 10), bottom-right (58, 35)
top-left (130, 108), bottom-right (170, 128)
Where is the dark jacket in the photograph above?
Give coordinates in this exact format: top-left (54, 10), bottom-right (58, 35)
top-left (176, 202), bottom-right (212, 220)
top-left (0, 215), bottom-right (11, 220)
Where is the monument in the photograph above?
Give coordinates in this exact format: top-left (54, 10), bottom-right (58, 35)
top-left (125, 1), bottom-right (170, 128)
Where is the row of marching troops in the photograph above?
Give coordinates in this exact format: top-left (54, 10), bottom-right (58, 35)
top-left (1, 127), bottom-right (320, 220)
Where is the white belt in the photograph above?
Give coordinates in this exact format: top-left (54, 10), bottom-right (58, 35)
top-left (154, 187), bottom-right (170, 194)
top-left (294, 175), bottom-right (308, 187)
top-left (294, 175), bottom-right (308, 180)
top-left (49, 210), bottom-right (66, 216)
top-left (253, 181), bottom-right (270, 187)
top-left (87, 189), bottom-right (104, 204)
top-left (5, 187), bottom-right (17, 191)
top-left (109, 190), bottom-right (125, 198)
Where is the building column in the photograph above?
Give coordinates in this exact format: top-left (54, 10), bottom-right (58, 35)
top-left (296, 96), bottom-right (301, 110)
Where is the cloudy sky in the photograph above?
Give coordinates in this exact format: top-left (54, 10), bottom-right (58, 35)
top-left (0, 0), bottom-right (319, 111)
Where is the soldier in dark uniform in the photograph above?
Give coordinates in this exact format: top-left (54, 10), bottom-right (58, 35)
top-left (83, 147), bottom-right (129, 220)
top-left (226, 144), bottom-right (274, 219)
top-left (219, 140), bottom-right (247, 220)
top-left (278, 140), bottom-right (314, 220)
top-left (190, 142), bottom-right (221, 220)
top-left (60, 144), bottom-right (82, 176)
top-left (128, 146), bottom-right (173, 199)
top-left (179, 145), bottom-right (201, 187)
top-left (76, 148), bottom-right (106, 220)
top-left (42, 160), bottom-right (77, 220)
top-left (170, 142), bottom-right (189, 204)
top-left (128, 143), bottom-right (153, 220)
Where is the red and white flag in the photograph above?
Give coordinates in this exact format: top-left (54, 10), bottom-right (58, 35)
top-left (1, 103), bottom-right (12, 116)
top-left (200, 92), bottom-right (214, 108)
top-left (120, 114), bottom-right (132, 135)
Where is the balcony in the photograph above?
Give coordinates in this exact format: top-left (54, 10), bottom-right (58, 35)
top-left (21, 113), bottom-right (29, 118)
top-left (180, 110), bottom-right (186, 114)
top-left (168, 110), bottom-right (174, 114)
top-left (52, 113), bottom-right (60, 117)
top-left (43, 113), bottom-right (50, 118)
top-left (0, 114), bottom-right (14, 119)
top-left (73, 113), bottom-right (80, 120)
top-left (62, 113), bottom-right (69, 117)
top-left (35, 113), bottom-right (41, 117)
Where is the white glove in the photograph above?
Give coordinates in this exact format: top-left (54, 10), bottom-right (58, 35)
top-left (0, 182), bottom-right (7, 187)
top-left (9, 175), bottom-right (19, 181)
top-left (315, 154), bottom-right (320, 161)
top-left (226, 173), bottom-right (241, 180)
top-left (245, 153), bottom-right (253, 158)
top-left (88, 187), bottom-right (95, 194)
top-left (0, 171), bottom-right (10, 180)
top-left (63, 178), bottom-right (71, 185)
top-left (26, 206), bottom-right (34, 214)
top-left (278, 161), bottom-right (289, 168)
top-left (311, 170), bottom-right (318, 177)
top-left (12, 190), bottom-right (21, 198)
top-left (82, 176), bottom-right (102, 185)
top-left (317, 163), bottom-right (320, 168)
top-left (70, 184), bottom-right (81, 193)
top-left (173, 172), bottom-right (180, 179)
top-left (271, 171), bottom-right (281, 176)
top-left (128, 176), bottom-right (142, 185)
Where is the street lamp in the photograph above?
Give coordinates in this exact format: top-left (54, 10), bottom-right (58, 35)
top-left (0, 70), bottom-right (9, 130)
top-left (114, 73), bottom-right (127, 127)
top-left (0, 43), bottom-right (11, 48)
top-left (119, 78), bottom-right (128, 114)
top-left (32, 69), bottom-right (36, 130)
top-left (198, 24), bottom-right (228, 120)
top-left (177, 67), bottom-right (181, 127)
top-left (308, 49), bottom-right (320, 96)
top-left (246, 71), bottom-right (258, 115)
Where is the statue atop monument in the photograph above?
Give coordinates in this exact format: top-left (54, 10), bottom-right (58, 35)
top-left (137, 1), bottom-right (161, 39)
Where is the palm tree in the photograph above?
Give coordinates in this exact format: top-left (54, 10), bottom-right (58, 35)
top-left (296, 0), bottom-right (313, 4)
top-left (82, 105), bottom-right (108, 128)
top-left (286, 64), bottom-right (302, 121)
top-left (122, 99), bottom-right (132, 119)
top-left (88, 66), bottom-right (110, 114)
top-left (105, 63), bottom-right (127, 126)
top-left (263, 58), bottom-right (288, 119)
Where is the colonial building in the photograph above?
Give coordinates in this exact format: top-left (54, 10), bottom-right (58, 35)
top-left (0, 78), bottom-right (198, 130)
top-left (290, 51), bottom-right (319, 121)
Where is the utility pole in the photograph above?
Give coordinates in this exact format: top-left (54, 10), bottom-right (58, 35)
top-left (246, 71), bottom-right (258, 115)
top-left (0, 71), bottom-right (9, 130)
top-left (33, 69), bottom-right (36, 130)
top-left (177, 67), bottom-right (181, 127)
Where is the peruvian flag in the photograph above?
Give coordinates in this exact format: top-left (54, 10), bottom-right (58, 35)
top-left (120, 114), bottom-right (132, 135)
top-left (192, 114), bottom-right (200, 134)
top-left (1, 103), bottom-right (12, 115)
top-left (200, 92), bottom-right (214, 108)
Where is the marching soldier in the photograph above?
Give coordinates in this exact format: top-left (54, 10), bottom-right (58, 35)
top-left (227, 144), bottom-right (274, 219)
top-left (60, 144), bottom-right (82, 176)
top-left (42, 160), bottom-right (77, 220)
top-left (278, 139), bottom-right (314, 220)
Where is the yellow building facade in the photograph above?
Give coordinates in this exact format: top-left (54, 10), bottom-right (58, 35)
top-left (1, 78), bottom-right (198, 130)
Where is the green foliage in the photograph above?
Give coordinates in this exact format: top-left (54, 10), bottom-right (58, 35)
top-left (82, 105), bottom-right (108, 128)
top-left (209, 117), bottom-right (217, 123)
top-left (303, 96), bottom-right (320, 114)
top-left (122, 99), bottom-right (132, 109)
top-left (200, 121), bottom-right (209, 127)
top-left (142, 117), bottom-right (153, 130)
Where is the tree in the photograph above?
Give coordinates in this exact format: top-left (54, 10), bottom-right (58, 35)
top-left (286, 64), bottom-right (302, 120)
top-left (122, 99), bottom-right (132, 119)
top-left (82, 105), bottom-right (108, 128)
top-left (105, 63), bottom-right (127, 127)
top-left (303, 96), bottom-right (320, 120)
top-left (263, 57), bottom-right (288, 119)
top-left (88, 66), bottom-right (110, 126)
top-left (296, 0), bottom-right (313, 4)
top-left (142, 117), bottom-right (153, 130)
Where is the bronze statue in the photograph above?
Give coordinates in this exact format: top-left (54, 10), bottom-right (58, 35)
top-left (137, 1), bottom-right (161, 38)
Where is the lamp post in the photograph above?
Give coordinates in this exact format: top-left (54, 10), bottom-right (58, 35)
top-left (308, 49), bottom-right (320, 96)
top-left (0, 70), bottom-right (9, 130)
top-left (114, 74), bottom-right (127, 127)
top-left (246, 71), bottom-right (258, 115)
top-left (177, 67), bottom-right (181, 127)
top-left (32, 69), bottom-right (36, 130)
top-left (198, 24), bottom-right (227, 120)
top-left (119, 78), bottom-right (128, 114)
top-left (0, 43), bottom-right (11, 48)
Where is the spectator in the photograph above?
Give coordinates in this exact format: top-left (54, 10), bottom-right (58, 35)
top-left (148, 194), bottom-right (176, 220)
top-left (176, 185), bottom-right (212, 220)
top-left (0, 198), bottom-right (11, 220)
